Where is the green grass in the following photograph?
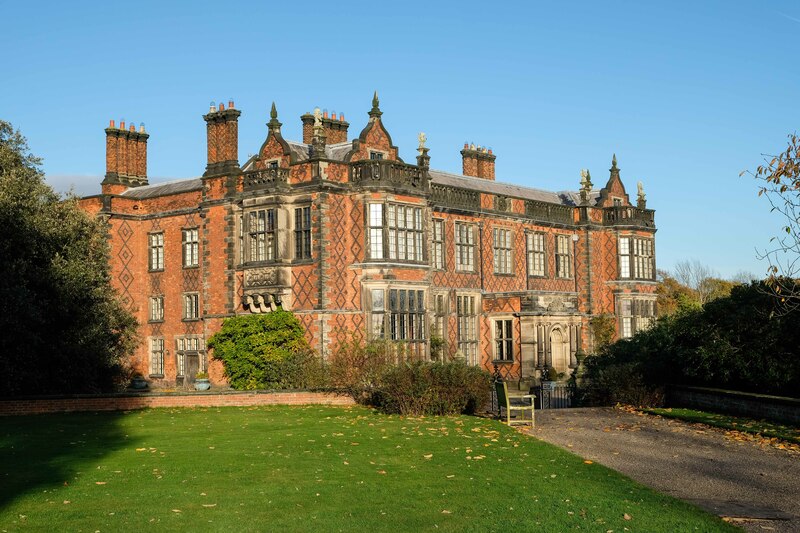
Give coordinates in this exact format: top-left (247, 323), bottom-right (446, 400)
top-left (643, 407), bottom-right (800, 445)
top-left (0, 406), bottom-right (736, 532)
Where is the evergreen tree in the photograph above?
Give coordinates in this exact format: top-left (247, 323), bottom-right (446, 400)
top-left (0, 120), bottom-right (137, 395)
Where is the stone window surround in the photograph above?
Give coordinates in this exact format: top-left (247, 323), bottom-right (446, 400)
top-left (238, 195), bottom-right (315, 267)
top-left (149, 336), bottom-right (164, 377)
top-left (618, 235), bottom-right (656, 281)
top-left (492, 315), bottom-right (514, 363)
top-left (616, 294), bottom-right (657, 339)
top-left (363, 281), bottom-right (429, 357)
top-left (432, 218), bottom-right (445, 271)
top-left (526, 230), bottom-right (547, 278)
top-left (364, 200), bottom-right (426, 264)
top-left (456, 291), bottom-right (481, 366)
top-left (492, 226), bottom-right (513, 276)
top-left (149, 295), bottom-right (164, 323)
top-left (454, 221), bottom-right (477, 273)
top-left (148, 231), bottom-right (164, 272)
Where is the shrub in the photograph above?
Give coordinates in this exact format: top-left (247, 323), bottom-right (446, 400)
top-left (207, 311), bottom-right (326, 390)
top-left (328, 336), bottom-right (398, 403)
top-left (376, 361), bottom-right (492, 416)
top-left (580, 358), bottom-right (665, 407)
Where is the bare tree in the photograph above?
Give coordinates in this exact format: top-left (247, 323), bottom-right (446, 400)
top-left (742, 133), bottom-right (800, 311)
top-left (673, 259), bottom-right (719, 305)
top-left (731, 270), bottom-right (759, 285)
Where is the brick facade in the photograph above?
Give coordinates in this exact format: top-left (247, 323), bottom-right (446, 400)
top-left (80, 94), bottom-right (657, 388)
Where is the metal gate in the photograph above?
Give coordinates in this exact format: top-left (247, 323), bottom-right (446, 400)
top-left (534, 382), bottom-right (575, 409)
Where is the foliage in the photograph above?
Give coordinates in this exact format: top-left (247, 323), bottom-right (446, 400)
top-left (745, 132), bottom-right (800, 310)
top-left (0, 407), bottom-right (736, 532)
top-left (207, 311), bottom-right (326, 390)
top-left (589, 314), bottom-right (617, 352)
top-left (375, 360), bottom-right (492, 416)
top-left (0, 120), bottom-right (138, 395)
top-left (583, 281), bottom-right (800, 402)
top-left (195, 371), bottom-right (209, 380)
top-left (580, 359), bottom-right (665, 407)
top-left (328, 336), bottom-right (399, 403)
top-left (656, 270), bottom-right (700, 316)
top-left (429, 332), bottom-right (445, 361)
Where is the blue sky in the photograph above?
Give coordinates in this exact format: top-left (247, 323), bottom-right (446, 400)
top-left (2, 0), bottom-right (798, 278)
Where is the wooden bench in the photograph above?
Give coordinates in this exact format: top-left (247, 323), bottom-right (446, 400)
top-left (495, 381), bottom-right (535, 427)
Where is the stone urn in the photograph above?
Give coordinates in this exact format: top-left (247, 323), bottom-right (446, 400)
top-left (194, 372), bottom-right (211, 391)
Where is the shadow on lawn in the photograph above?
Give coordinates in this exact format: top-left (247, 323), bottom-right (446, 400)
top-left (0, 410), bottom-right (137, 509)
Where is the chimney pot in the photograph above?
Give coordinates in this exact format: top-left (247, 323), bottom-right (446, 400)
top-left (210, 101), bottom-right (217, 113)
top-left (129, 123), bottom-right (135, 132)
top-left (228, 99), bottom-right (234, 109)
top-left (331, 112), bottom-right (337, 120)
top-left (323, 109), bottom-right (328, 119)
top-left (110, 119), bottom-right (115, 128)
top-left (139, 123), bottom-right (146, 133)
top-left (219, 102), bottom-right (225, 111)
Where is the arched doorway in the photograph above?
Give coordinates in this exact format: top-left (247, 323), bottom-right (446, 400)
top-left (549, 327), bottom-right (569, 375)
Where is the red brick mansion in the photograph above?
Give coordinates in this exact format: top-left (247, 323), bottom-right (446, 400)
top-left (80, 93), bottom-right (657, 387)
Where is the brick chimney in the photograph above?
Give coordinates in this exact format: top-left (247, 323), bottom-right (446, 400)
top-left (460, 143), bottom-right (495, 180)
top-left (102, 119), bottom-right (149, 194)
top-left (203, 100), bottom-right (241, 176)
top-left (301, 109), bottom-right (349, 144)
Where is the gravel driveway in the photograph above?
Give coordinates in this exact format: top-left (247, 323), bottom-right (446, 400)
top-left (528, 407), bottom-right (799, 533)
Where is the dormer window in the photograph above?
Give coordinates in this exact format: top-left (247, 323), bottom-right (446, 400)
top-left (370, 151), bottom-right (384, 160)
top-left (613, 198), bottom-right (622, 206)
top-left (268, 160), bottom-right (279, 169)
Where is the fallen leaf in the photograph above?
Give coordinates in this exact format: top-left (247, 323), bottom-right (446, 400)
top-left (172, 509), bottom-right (182, 513)
top-left (95, 482), bottom-right (107, 485)
top-left (202, 504), bottom-right (217, 508)
top-left (377, 470), bottom-right (387, 475)
top-left (136, 448), bottom-right (146, 452)
top-left (442, 510), bottom-right (452, 514)
top-left (584, 460), bottom-right (593, 464)
top-left (424, 454), bottom-right (433, 459)
top-left (623, 513), bottom-right (632, 520)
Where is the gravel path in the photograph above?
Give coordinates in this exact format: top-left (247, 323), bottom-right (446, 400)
top-left (528, 407), bottom-right (800, 533)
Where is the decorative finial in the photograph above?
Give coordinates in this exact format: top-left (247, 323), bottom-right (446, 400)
top-left (637, 181), bottom-right (647, 209)
top-left (612, 153), bottom-right (618, 168)
top-left (418, 132), bottom-right (427, 151)
top-left (369, 91), bottom-right (382, 117)
top-left (313, 107), bottom-right (323, 131)
top-left (580, 169), bottom-right (593, 190)
top-left (270, 102), bottom-right (277, 120)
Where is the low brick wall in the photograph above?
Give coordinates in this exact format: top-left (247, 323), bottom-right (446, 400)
top-left (0, 390), bottom-right (354, 416)
top-left (667, 385), bottom-right (800, 424)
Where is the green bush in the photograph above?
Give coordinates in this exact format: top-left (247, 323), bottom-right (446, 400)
top-left (581, 280), bottom-right (800, 403)
top-left (376, 361), bottom-right (492, 416)
top-left (207, 311), bottom-right (327, 390)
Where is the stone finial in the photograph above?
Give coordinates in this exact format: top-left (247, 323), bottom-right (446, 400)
top-left (637, 181), bottom-right (647, 209)
top-left (612, 153), bottom-right (618, 169)
top-left (369, 90), bottom-right (382, 118)
top-left (268, 102), bottom-right (282, 130)
top-left (580, 168), bottom-right (593, 190)
top-left (418, 132), bottom-right (427, 151)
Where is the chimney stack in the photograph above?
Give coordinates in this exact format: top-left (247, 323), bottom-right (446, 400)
top-left (460, 143), bottom-right (496, 180)
top-left (102, 118), bottom-right (149, 193)
top-left (301, 109), bottom-right (349, 144)
top-left (203, 99), bottom-right (241, 176)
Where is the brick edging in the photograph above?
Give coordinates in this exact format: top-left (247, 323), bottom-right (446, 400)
top-left (0, 390), bottom-right (355, 416)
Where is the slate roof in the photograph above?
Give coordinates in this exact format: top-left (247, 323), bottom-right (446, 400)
top-left (429, 170), bottom-right (596, 207)
top-left (124, 145), bottom-right (597, 207)
top-left (120, 177), bottom-right (203, 199)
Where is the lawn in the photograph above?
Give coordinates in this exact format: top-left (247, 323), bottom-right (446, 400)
top-left (0, 406), bottom-right (736, 532)
top-left (643, 407), bottom-right (800, 445)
